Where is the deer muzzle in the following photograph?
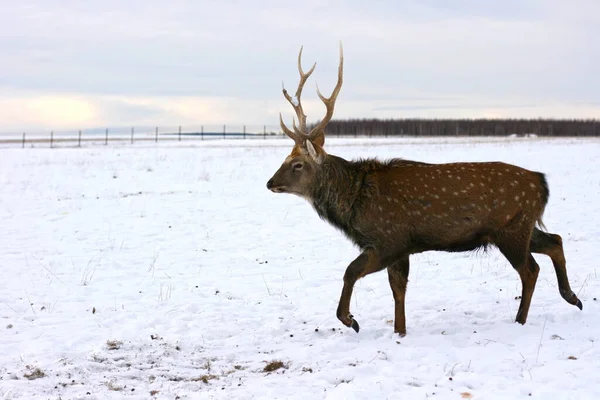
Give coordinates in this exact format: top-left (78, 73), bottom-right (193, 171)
top-left (266, 178), bottom-right (285, 193)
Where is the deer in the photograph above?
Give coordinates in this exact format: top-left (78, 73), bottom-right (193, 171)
top-left (266, 43), bottom-right (583, 336)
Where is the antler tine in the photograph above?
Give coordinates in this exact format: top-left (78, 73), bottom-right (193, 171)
top-left (307, 42), bottom-right (344, 140)
top-left (279, 113), bottom-right (302, 144)
top-left (294, 46), bottom-right (317, 133)
top-left (281, 46), bottom-right (317, 136)
top-left (292, 118), bottom-right (306, 138)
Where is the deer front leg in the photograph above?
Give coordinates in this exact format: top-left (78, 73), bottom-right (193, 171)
top-left (336, 249), bottom-right (385, 333)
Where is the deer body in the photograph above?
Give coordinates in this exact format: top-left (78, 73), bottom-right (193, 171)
top-left (312, 158), bottom-right (545, 252)
top-left (267, 43), bottom-right (582, 336)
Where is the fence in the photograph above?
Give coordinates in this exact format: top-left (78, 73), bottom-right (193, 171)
top-left (2, 118), bottom-right (599, 149)
top-left (0, 124), bottom-right (286, 149)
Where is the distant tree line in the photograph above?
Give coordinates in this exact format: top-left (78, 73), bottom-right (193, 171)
top-left (314, 118), bottom-right (600, 137)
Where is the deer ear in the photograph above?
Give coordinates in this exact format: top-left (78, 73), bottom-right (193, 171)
top-left (306, 140), bottom-right (325, 164)
top-left (312, 131), bottom-right (325, 147)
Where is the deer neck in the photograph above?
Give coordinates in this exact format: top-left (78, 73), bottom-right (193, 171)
top-left (310, 155), bottom-right (362, 233)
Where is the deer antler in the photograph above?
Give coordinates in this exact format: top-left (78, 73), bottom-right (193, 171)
top-left (307, 42), bottom-right (344, 140)
top-left (280, 46), bottom-right (316, 144)
top-left (280, 42), bottom-right (344, 145)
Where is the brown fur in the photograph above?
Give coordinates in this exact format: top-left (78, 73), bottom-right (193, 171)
top-left (268, 149), bottom-right (582, 336)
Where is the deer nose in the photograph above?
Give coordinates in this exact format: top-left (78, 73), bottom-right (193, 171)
top-left (266, 178), bottom-right (274, 189)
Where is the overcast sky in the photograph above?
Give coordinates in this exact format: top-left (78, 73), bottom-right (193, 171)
top-left (1, 1), bottom-right (599, 131)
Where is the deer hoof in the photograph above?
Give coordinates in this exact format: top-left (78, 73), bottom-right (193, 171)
top-left (338, 313), bottom-right (359, 332)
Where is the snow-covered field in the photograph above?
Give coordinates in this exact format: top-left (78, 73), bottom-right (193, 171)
top-left (1, 137), bottom-right (598, 399)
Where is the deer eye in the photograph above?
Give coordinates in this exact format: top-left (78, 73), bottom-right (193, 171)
top-left (292, 162), bottom-right (303, 171)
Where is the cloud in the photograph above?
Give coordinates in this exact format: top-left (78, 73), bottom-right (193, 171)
top-left (0, 95), bottom-right (98, 131)
top-left (0, 93), bottom-right (282, 131)
top-left (0, 1), bottom-right (598, 130)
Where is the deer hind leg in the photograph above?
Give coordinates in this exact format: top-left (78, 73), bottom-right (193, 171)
top-left (387, 256), bottom-right (410, 336)
top-left (336, 248), bottom-right (386, 333)
top-left (530, 228), bottom-right (583, 310)
top-left (496, 234), bottom-right (540, 324)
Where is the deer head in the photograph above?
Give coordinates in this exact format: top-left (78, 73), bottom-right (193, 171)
top-left (266, 43), bottom-right (344, 198)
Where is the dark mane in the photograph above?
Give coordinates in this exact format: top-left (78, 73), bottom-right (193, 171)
top-left (310, 156), bottom-right (430, 249)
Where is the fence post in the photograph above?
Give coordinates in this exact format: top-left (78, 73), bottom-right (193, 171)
top-left (263, 125), bottom-right (266, 139)
top-left (243, 125), bottom-right (246, 139)
top-left (155, 126), bottom-right (158, 143)
top-left (22, 132), bottom-right (26, 148)
top-left (223, 124), bottom-right (226, 139)
top-left (50, 131), bottom-right (54, 148)
top-left (178, 125), bottom-right (182, 141)
top-left (130, 127), bottom-right (134, 144)
top-left (105, 128), bottom-right (109, 145)
top-left (201, 125), bottom-right (204, 140)
top-left (78, 130), bottom-right (82, 147)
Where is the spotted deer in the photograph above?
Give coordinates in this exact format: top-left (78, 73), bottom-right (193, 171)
top-left (266, 43), bottom-right (582, 336)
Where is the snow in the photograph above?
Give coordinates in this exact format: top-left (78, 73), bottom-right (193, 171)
top-left (1, 137), bottom-right (599, 399)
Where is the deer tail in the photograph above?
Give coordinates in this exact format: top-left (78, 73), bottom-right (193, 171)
top-left (536, 172), bottom-right (550, 231)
